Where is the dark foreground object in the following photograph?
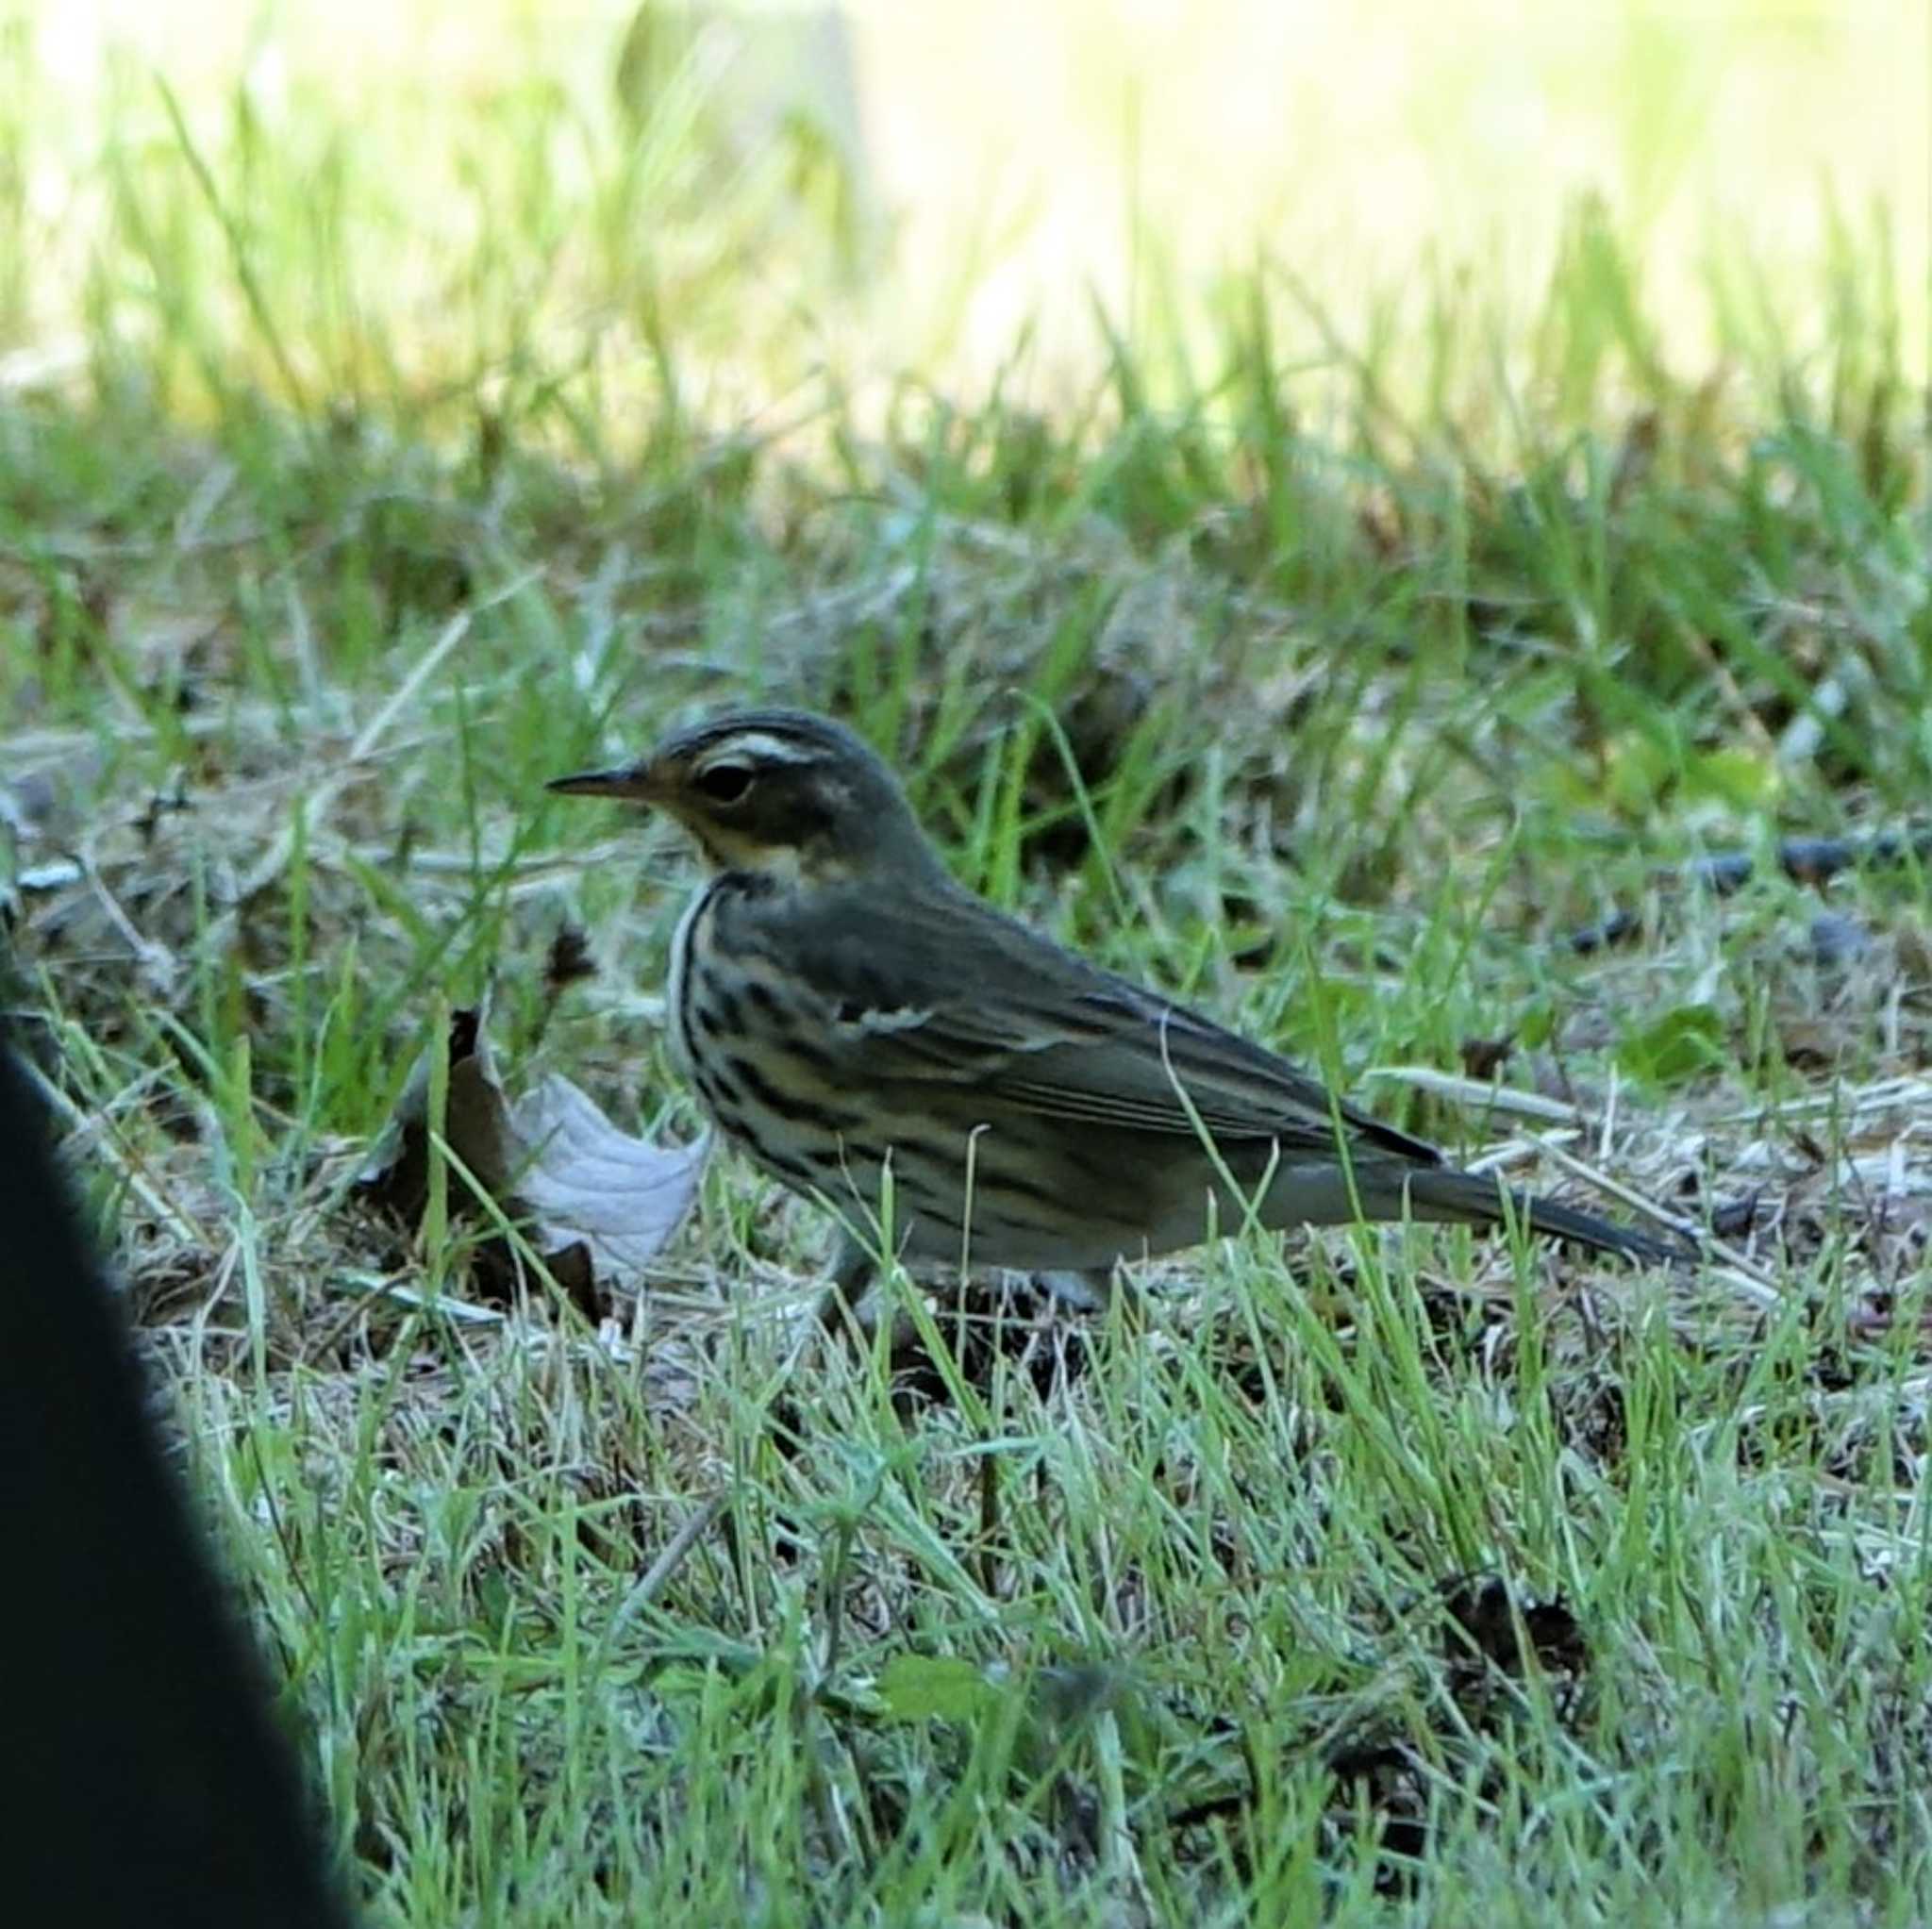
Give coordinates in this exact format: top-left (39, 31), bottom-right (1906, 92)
top-left (0, 1030), bottom-right (351, 1927)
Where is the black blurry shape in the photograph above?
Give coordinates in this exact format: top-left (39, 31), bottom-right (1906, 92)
top-left (0, 1026), bottom-right (353, 1928)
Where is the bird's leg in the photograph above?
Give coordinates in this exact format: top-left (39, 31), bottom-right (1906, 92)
top-left (822, 1245), bottom-right (1146, 1350)
top-left (819, 1232), bottom-right (934, 1364)
top-left (1046, 1263), bottom-right (1145, 1333)
top-left (817, 1227), bottom-right (878, 1336)
top-left (1036, 1268), bottom-right (1111, 1309)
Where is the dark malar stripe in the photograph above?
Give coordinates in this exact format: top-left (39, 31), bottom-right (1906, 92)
top-left (703, 872), bottom-right (780, 949)
top-left (674, 876), bottom-right (729, 1071)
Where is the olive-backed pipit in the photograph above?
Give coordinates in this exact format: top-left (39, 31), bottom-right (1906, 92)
top-left (550, 708), bottom-right (1688, 1319)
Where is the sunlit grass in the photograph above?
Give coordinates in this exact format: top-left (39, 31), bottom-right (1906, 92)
top-left (7, 2), bottom-right (1924, 431)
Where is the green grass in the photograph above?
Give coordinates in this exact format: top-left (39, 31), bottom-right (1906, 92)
top-left (3, 15), bottom-right (1930, 1925)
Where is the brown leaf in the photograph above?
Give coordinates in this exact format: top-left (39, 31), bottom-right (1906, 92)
top-left (1441, 1574), bottom-right (1588, 1680)
top-left (1458, 1035), bottom-right (1515, 1081)
top-left (542, 923), bottom-right (597, 996)
top-left (357, 1002), bottom-right (708, 1309)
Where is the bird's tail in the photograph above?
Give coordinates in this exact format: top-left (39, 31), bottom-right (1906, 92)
top-left (1371, 1163), bottom-right (1692, 1266)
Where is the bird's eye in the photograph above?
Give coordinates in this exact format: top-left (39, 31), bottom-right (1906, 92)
top-left (695, 762), bottom-right (754, 805)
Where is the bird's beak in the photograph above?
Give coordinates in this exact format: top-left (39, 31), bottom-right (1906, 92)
top-left (545, 758), bottom-right (661, 804)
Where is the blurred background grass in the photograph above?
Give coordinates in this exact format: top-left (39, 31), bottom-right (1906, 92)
top-left (8, 0), bottom-right (1924, 429)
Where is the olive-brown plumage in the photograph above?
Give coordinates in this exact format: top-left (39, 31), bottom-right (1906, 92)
top-left (550, 708), bottom-right (1688, 1316)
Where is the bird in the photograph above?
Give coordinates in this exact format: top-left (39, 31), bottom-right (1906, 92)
top-left (548, 707), bottom-right (1690, 1324)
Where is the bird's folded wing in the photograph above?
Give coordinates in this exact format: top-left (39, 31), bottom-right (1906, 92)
top-left (786, 888), bottom-right (1441, 1165)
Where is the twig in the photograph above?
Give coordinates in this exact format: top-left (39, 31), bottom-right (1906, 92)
top-left (599, 1491), bottom-right (730, 1658)
top-left (1364, 1066), bottom-right (1585, 1125)
top-left (1524, 1131), bottom-right (1781, 1307)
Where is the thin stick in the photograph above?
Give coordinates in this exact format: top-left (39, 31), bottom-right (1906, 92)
top-left (599, 1491), bottom-right (729, 1658)
top-left (1526, 1131), bottom-right (1781, 1307)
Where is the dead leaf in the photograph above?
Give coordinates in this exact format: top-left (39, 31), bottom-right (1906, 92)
top-left (357, 1000), bottom-right (708, 1314)
top-left (510, 1072), bottom-right (708, 1284)
top-left (542, 923), bottom-right (597, 996)
top-left (1458, 1035), bottom-right (1515, 1081)
top-left (1441, 1574), bottom-right (1588, 1683)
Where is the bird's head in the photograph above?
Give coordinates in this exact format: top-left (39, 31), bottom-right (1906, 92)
top-left (548, 707), bottom-right (943, 886)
